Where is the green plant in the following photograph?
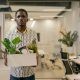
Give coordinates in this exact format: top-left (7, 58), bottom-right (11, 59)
top-left (27, 39), bottom-right (37, 53)
top-left (58, 31), bottom-right (78, 47)
top-left (1, 37), bottom-right (22, 54)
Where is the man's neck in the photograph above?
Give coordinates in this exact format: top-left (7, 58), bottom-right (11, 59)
top-left (17, 26), bottom-right (27, 33)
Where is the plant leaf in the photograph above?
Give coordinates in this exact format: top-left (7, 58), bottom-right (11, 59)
top-left (12, 37), bottom-right (21, 45)
top-left (58, 31), bottom-right (78, 47)
top-left (1, 38), bottom-right (11, 49)
top-left (1, 37), bottom-right (21, 54)
top-left (8, 47), bottom-right (16, 54)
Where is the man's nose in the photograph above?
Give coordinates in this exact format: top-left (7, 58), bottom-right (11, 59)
top-left (19, 16), bottom-right (23, 20)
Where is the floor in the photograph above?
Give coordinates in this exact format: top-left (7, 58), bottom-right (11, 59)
top-left (0, 59), bottom-right (65, 80)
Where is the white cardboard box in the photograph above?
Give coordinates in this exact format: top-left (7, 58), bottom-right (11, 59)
top-left (7, 54), bottom-right (37, 67)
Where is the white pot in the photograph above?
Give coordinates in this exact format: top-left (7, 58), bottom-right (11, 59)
top-left (61, 44), bottom-right (67, 52)
top-left (66, 47), bottom-right (73, 53)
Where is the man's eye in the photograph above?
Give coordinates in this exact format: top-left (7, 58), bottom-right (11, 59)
top-left (17, 15), bottom-right (25, 18)
top-left (22, 15), bottom-right (25, 18)
top-left (17, 16), bottom-right (20, 18)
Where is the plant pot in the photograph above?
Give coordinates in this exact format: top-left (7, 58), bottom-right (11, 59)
top-left (61, 44), bottom-right (67, 52)
top-left (66, 47), bottom-right (73, 54)
top-left (66, 46), bottom-right (76, 56)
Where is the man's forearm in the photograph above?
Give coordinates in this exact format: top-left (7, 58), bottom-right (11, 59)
top-left (4, 53), bottom-right (8, 66)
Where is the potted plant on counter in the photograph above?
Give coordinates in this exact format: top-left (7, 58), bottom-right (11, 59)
top-left (58, 31), bottom-right (78, 54)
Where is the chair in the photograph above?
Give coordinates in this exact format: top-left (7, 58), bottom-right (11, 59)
top-left (71, 61), bottom-right (80, 74)
top-left (43, 54), bottom-right (54, 69)
top-left (61, 52), bottom-right (80, 80)
top-left (61, 52), bottom-right (73, 74)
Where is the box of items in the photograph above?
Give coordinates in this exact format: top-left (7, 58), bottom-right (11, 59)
top-left (7, 53), bottom-right (37, 67)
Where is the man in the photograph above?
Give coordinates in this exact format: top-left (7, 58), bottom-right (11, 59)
top-left (4, 9), bottom-right (38, 80)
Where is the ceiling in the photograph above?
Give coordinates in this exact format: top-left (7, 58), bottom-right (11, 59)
top-left (0, 0), bottom-right (76, 19)
top-left (0, 0), bottom-right (72, 8)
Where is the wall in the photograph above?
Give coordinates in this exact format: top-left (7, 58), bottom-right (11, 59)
top-left (0, 13), bottom-right (4, 58)
top-left (28, 19), bottom-right (61, 54)
top-left (4, 15), bottom-right (61, 55)
top-left (59, 1), bottom-right (80, 55)
top-left (2, 1), bottom-right (80, 56)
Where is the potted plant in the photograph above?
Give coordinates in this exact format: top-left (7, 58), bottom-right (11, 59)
top-left (27, 39), bottom-right (37, 53)
top-left (1, 37), bottom-right (37, 67)
top-left (58, 31), bottom-right (78, 54)
top-left (1, 37), bottom-right (22, 54)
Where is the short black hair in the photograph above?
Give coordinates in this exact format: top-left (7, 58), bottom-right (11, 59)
top-left (15, 9), bottom-right (28, 17)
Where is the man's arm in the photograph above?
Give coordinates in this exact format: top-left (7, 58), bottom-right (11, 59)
top-left (4, 52), bottom-right (8, 66)
top-left (0, 49), bottom-right (8, 66)
top-left (3, 49), bottom-right (8, 66)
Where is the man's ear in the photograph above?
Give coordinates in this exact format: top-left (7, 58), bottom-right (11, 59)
top-left (14, 19), bottom-right (16, 21)
top-left (27, 18), bottom-right (28, 21)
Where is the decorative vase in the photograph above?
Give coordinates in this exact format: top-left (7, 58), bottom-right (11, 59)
top-left (61, 44), bottom-right (67, 52)
top-left (66, 47), bottom-right (73, 54)
top-left (66, 46), bottom-right (76, 56)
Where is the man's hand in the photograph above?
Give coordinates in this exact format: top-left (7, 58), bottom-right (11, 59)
top-left (0, 49), bottom-right (8, 66)
top-left (36, 53), bottom-right (39, 66)
top-left (4, 53), bottom-right (8, 66)
top-left (15, 51), bottom-right (21, 54)
top-left (19, 46), bottom-right (26, 51)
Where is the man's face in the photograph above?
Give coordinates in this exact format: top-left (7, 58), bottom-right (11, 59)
top-left (15, 11), bottom-right (28, 27)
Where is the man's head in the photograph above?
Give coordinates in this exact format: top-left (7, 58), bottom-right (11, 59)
top-left (15, 9), bottom-right (28, 28)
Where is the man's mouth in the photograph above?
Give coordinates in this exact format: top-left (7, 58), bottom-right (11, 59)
top-left (19, 21), bottom-right (24, 24)
top-left (20, 21), bottom-right (23, 23)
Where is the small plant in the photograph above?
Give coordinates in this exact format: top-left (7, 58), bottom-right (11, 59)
top-left (58, 31), bottom-right (78, 47)
top-left (27, 39), bottom-right (37, 53)
top-left (1, 37), bottom-right (22, 54)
